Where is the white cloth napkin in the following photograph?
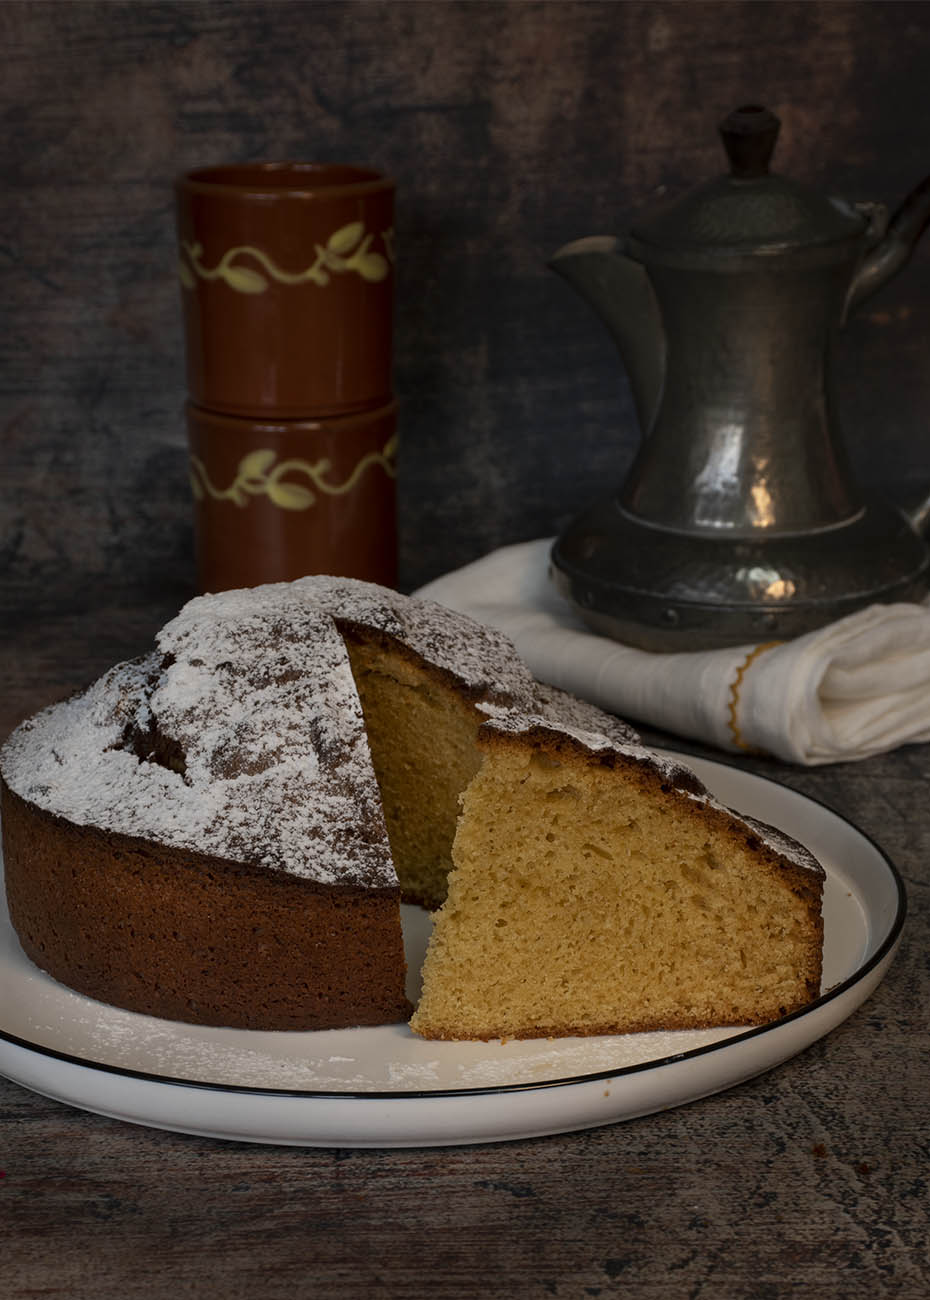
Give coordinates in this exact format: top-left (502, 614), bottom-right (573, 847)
top-left (415, 537), bottom-right (930, 765)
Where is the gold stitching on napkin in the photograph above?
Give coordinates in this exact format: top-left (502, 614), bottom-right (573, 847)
top-left (727, 641), bottom-right (781, 752)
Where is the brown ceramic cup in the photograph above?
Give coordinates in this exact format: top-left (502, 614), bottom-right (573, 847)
top-left (186, 400), bottom-right (398, 592)
top-left (176, 163), bottom-right (395, 418)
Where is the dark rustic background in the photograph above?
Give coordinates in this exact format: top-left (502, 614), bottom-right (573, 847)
top-left (3, 0), bottom-right (930, 682)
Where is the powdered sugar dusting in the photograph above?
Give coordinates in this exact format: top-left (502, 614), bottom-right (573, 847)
top-left (530, 682), bottom-right (640, 747)
top-left (46, 996), bottom-right (739, 1092)
top-left (737, 811), bottom-right (825, 878)
top-left (0, 574), bottom-right (820, 885)
top-left (2, 589), bottom-right (395, 888)
top-left (483, 709), bottom-right (699, 784)
top-left (293, 574), bottom-right (538, 706)
top-left (0, 576), bottom-right (540, 889)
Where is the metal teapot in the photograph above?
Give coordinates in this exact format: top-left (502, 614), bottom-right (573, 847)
top-left (550, 104), bottom-right (930, 650)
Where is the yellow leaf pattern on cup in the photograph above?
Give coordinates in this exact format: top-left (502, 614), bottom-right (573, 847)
top-left (179, 223), bottom-right (394, 293)
top-left (222, 264), bottom-right (268, 294)
top-left (238, 449), bottom-right (278, 479)
top-left (327, 222), bottom-right (365, 255)
top-left (266, 480), bottom-right (316, 510)
top-left (189, 436), bottom-right (397, 510)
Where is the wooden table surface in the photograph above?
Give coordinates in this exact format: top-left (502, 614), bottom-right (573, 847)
top-left (2, 590), bottom-right (928, 1299)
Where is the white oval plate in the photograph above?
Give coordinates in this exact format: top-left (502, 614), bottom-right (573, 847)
top-left (0, 753), bottom-right (906, 1147)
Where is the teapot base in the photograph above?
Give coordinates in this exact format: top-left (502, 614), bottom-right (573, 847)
top-left (551, 498), bottom-right (930, 652)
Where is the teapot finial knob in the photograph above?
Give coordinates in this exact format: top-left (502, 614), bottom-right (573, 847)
top-left (719, 104), bottom-right (781, 177)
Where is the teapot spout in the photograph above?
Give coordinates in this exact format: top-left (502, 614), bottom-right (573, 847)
top-left (549, 236), bottom-right (665, 437)
top-left (846, 174), bottom-right (930, 317)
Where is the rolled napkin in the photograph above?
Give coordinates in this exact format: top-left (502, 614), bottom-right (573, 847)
top-left (416, 538), bottom-right (930, 765)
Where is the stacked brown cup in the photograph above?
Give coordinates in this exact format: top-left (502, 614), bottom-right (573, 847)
top-left (175, 162), bottom-right (398, 593)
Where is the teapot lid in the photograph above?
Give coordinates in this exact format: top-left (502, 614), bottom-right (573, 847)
top-left (627, 105), bottom-right (866, 264)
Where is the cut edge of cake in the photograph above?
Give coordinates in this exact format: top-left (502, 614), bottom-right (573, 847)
top-left (409, 716), bottom-right (825, 1041)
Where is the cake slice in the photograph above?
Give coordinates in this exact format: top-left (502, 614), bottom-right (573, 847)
top-left (410, 717), bottom-right (825, 1040)
top-left (340, 636), bottom-right (640, 910)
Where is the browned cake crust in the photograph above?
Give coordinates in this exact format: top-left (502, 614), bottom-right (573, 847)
top-left (1, 780), bottom-right (411, 1031)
